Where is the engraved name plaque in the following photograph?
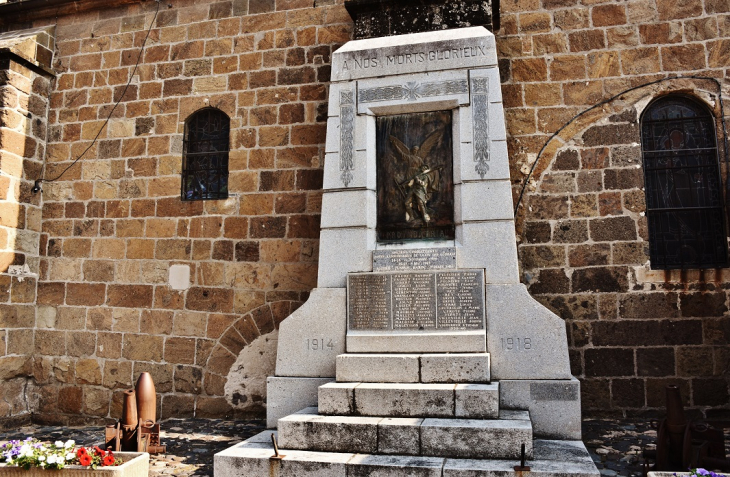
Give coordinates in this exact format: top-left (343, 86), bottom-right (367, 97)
top-left (373, 248), bottom-right (457, 271)
top-left (348, 270), bottom-right (485, 331)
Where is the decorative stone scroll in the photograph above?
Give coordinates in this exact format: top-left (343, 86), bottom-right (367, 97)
top-left (347, 269), bottom-right (484, 331)
top-left (359, 80), bottom-right (468, 103)
top-left (470, 77), bottom-right (489, 178)
top-left (339, 89), bottom-right (355, 186)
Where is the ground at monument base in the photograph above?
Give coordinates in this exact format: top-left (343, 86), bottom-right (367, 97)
top-left (3, 418), bottom-right (728, 476)
top-left (215, 430), bottom-right (598, 476)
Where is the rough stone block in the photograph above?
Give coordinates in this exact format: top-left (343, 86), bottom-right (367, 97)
top-left (354, 383), bottom-right (455, 417)
top-left (499, 378), bottom-right (582, 439)
top-left (278, 413), bottom-right (381, 453)
top-left (442, 440), bottom-right (599, 476)
top-left (347, 454), bottom-right (444, 476)
top-left (336, 354), bottom-right (420, 383)
top-left (377, 417), bottom-right (423, 455)
top-left (455, 180), bottom-right (514, 223)
top-left (215, 434), bottom-right (353, 477)
top-left (420, 353), bottom-right (490, 383)
top-left (266, 376), bottom-right (333, 429)
top-left (486, 283), bottom-right (572, 380)
top-left (318, 382), bottom-right (356, 415)
top-left (331, 27), bottom-right (497, 81)
top-left (346, 331), bottom-right (486, 354)
top-left (456, 221), bottom-right (520, 284)
top-left (320, 190), bottom-right (376, 228)
top-left (317, 228), bottom-right (375, 288)
top-left (420, 417), bottom-right (533, 459)
top-left (275, 288), bottom-right (346, 378)
top-left (455, 383), bottom-right (499, 418)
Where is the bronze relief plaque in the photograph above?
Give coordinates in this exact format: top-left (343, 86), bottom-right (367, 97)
top-left (376, 111), bottom-right (455, 242)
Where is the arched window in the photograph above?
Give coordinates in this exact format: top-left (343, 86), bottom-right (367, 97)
top-left (640, 95), bottom-right (727, 269)
top-left (182, 108), bottom-right (230, 201)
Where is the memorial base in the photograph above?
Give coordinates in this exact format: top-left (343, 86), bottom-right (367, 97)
top-left (346, 330), bottom-right (486, 353)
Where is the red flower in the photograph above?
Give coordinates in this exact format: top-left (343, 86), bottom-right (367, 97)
top-left (94, 446), bottom-right (105, 457)
top-left (102, 454), bottom-right (116, 466)
top-left (78, 453), bottom-right (92, 466)
top-left (76, 447), bottom-right (88, 457)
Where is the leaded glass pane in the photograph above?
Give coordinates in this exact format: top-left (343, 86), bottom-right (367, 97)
top-left (182, 108), bottom-right (230, 201)
top-left (641, 96), bottom-right (727, 269)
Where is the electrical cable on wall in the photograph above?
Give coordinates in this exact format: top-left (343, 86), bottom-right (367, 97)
top-left (32, 0), bottom-right (161, 194)
top-left (513, 75), bottom-right (729, 216)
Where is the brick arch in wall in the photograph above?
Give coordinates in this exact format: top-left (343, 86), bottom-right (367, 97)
top-left (196, 299), bottom-right (302, 414)
top-left (514, 78), bottom-right (730, 415)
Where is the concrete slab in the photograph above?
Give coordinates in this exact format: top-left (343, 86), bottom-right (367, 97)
top-left (277, 413), bottom-right (382, 454)
top-left (454, 383), bottom-right (499, 418)
top-left (336, 354), bottom-right (420, 383)
top-left (354, 383), bottom-right (455, 417)
top-left (377, 417), bottom-right (423, 455)
top-left (500, 378), bottom-right (582, 439)
top-left (420, 353), bottom-right (490, 383)
top-left (318, 382), bottom-right (357, 415)
top-left (420, 417), bottom-right (533, 459)
top-left (266, 377), bottom-right (334, 428)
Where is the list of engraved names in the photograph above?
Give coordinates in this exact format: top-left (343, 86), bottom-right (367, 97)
top-left (347, 270), bottom-right (485, 331)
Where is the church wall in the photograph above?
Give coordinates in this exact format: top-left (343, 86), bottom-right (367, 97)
top-left (501, 0), bottom-right (730, 417)
top-left (0, 0), bottom-right (350, 426)
top-left (0, 0), bottom-right (727, 426)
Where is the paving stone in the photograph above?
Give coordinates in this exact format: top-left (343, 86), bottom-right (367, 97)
top-left (277, 412), bottom-right (381, 453)
top-left (454, 383), bottom-right (499, 418)
top-left (420, 417), bottom-right (533, 459)
top-left (354, 383), bottom-right (456, 417)
top-left (420, 353), bottom-right (490, 383)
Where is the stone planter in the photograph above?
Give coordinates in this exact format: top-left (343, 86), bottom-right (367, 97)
top-left (0, 453), bottom-right (149, 477)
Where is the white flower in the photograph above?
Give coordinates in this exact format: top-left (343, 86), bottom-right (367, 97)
top-left (66, 452), bottom-right (75, 461)
top-left (47, 455), bottom-right (56, 465)
top-left (38, 455), bottom-right (46, 462)
top-left (64, 440), bottom-right (75, 449)
top-left (54, 441), bottom-right (64, 448)
top-left (19, 444), bottom-right (30, 455)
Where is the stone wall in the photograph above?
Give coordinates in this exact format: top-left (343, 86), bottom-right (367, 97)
top-left (0, 0), bottom-right (351, 425)
top-left (499, 0), bottom-right (730, 417)
top-left (0, 26), bottom-right (54, 426)
top-left (0, 0), bottom-right (727, 426)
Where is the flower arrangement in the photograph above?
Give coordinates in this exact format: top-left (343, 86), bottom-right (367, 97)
top-left (1, 438), bottom-right (121, 470)
top-left (676, 470), bottom-right (728, 477)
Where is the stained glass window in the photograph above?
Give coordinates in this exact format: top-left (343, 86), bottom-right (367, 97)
top-left (641, 95), bottom-right (728, 269)
top-left (182, 108), bottom-right (230, 201)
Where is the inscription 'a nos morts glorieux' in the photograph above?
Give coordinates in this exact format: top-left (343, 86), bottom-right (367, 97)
top-left (377, 111), bottom-right (455, 242)
top-left (347, 270), bottom-right (484, 331)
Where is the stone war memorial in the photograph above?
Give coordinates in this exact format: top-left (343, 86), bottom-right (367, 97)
top-left (215, 23), bottom-right (601, 477)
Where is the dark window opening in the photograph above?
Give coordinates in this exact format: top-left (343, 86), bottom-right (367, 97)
top-left (182, 108), bottom-right (230, 201)
top-left (640, 95), bottom-right (728, 269)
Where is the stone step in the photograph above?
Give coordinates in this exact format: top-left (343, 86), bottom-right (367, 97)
top-left (319, 381), bottom-right (499, 418)
top-left (215, 430), bottom-right (600, 477)
top-left (276, 408), bottom-right (532, 459)
top-left (336, 353), bottom-right (490, 383)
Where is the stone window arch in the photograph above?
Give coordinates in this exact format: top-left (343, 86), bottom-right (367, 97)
top-left (640, 94), bottom-right (728, 269)
top-left (182, 108), bottom-right (230, 201)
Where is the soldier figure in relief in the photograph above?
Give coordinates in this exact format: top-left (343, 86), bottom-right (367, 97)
top-left (390, 130), bottom-right (442, 224)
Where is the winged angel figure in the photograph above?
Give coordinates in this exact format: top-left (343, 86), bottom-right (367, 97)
top-left (390, 130), bottom-right (442, 223)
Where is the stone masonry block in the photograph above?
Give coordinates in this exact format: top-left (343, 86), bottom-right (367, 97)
top-left (336, 354), bottom-right (420, 383)
top-left (420, 353), bottom-right (490, 383)
top-left (455, 383), bottom-right (499, 418)
top-left (377, 417), bottom-right (423, 455)
top-left (354, 383), bottom-right (455, 417)
top-left (318, 382), bottom-right (356, 415)
top-left (278, 413), bottom-right (380, 453)
top-left (420, 417), bottom-right (533, 459)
